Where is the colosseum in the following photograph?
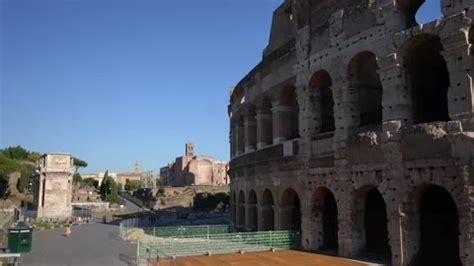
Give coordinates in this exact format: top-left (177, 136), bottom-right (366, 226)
top-left (228, 1), bottom-right (474, 265)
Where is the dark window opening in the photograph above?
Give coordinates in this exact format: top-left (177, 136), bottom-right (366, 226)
top-left (405, 34), bottom-right (450, 124)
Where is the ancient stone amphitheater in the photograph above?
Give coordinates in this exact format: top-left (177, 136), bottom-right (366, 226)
top-left (228, 1), bottom-right (474, 265)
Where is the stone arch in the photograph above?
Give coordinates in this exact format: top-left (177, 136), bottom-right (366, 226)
top-left (404, 184), bottom-right (461, 266)
top-left (248, 190), bottom-right (258, 231)
top-left (280, 188), bottom-right (301, 230)
top-left (279, 86), bottom-right (300, 140)
top-left (312, 187), bottom-right (338, 251)
top-left (262, 189), bottom-right (275, 231)
top-left (256, 97), bottom-right (273, 148)
top-left (347, 51), bottom-right (383, 127)
top-left (401, 34), bottom-right (450, 124)
top-left (309, 70), bottom-right (335, 134)
top-left (353, 186), bottom-right (390, 261)
top-left (237, 190), bottom-right (246, 231)
top-left (396, 0), bottom-right (442, 28)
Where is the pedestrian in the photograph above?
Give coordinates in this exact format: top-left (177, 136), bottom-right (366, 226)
top-left (102, 215), bottom-right (107, 224)
top-left (64, 224), bottom-right (72, 237)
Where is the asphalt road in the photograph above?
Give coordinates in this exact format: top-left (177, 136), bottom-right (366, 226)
top-left (22, 197), bottom-right (142, 266)
top-left (22, 220), bottom-right (136, 266)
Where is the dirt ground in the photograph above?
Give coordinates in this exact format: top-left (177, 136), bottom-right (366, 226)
top-left (153, 250), bottom-right (370, 266)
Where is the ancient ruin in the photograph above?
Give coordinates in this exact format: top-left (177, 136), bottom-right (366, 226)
top-left (34, 153), bottom-right (74, 219)
top-left (228, 1), bottom-right (474, 265)
top-left (160, 143), bottom-right (229, 187)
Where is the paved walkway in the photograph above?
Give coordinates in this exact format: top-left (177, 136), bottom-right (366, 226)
top-left (22, 221), bottom-right (136, 266)
top-left (22, 198), bottom-right (140, 266)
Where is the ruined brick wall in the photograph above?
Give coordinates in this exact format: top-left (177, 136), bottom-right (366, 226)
top-left (229, 0), bottom-right (474, 265)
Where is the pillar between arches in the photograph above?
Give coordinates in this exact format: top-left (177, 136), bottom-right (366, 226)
top-left (272, 104), bottom-right (294, 144)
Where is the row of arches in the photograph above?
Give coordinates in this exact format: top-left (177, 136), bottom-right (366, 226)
top-left (232, 33), bottom-right (457, 157)
top-left (231, 184), bottom-right (461, 265)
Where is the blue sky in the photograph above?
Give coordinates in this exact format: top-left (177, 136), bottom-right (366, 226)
top-left (1, 0), bottom-right (441, 173)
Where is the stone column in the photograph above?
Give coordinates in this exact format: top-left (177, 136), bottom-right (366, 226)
top-left (378, 53), bottom-right (412, 125)
top-left (256, 109), bottom-right (273, 149)
top-left (244, 112), bottom-right (257, 153)
top-left (440, 30), bottom-right (473, 120)
top-left (230, 121), bottom-right (236, 159)
top-left (273, 205), bottom-right (283, 230)
top-left (332, 80), bottom-right (357, 164)
top-left (300, 207), bottom-right (313, 250)
top-left (236, 119), bottom-right (245, 156)
top-left (272, 103), bottom-right (294, 144)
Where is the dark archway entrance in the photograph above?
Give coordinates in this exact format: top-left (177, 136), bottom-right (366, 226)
top-left (322, 190), bottom-right (338, 250)
top-left (309, 70), bottom-right (335, 133)
top-left (262, 189), bottom-right (274, 231)
top-left (348, 51), bottom-right (383, 127)
top-left (418, 185), bottom-right (461, 266)
top-left (248, 190), bottom-right (258, 231)
top-left (280, 188), bottom-right (301, 230)
top-left (313, 187), bottom-right (339, 252)
top-left (403, 34), bottom-right (450, 124)
top-left (364, 188), bottom-right (390, 260)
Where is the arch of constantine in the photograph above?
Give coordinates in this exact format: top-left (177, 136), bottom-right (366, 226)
top-left (228, 1), bottom-right (474, 265)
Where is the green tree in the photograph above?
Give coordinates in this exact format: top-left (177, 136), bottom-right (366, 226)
top-left (83, 178), bottom-right (99, 189)
top-left (125, 180), bottom-right (142, 193)
top-left (27, 152), bottom-right (41, 162)
top-left (17, 164), bottom-right (35, 193)
top-left (100, 171), bottom-right (119, 203)
top-left (73, 173), bottom-right (82, 185)
top-left (72, 157), bottom-right (88, 174)
top-left (2, 146), bottom-right (29, 161)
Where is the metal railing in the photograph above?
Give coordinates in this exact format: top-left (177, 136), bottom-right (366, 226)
top-left (137, 229), bottom-right (301, 260)
top-left (143, 224), bottom-right (230, 238)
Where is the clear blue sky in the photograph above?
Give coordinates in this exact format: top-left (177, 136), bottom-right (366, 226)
top-left (1, 0), bottom-right (441, 173)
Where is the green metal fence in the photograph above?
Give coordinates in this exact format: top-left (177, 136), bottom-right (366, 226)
top-left (137, 230), bottom-right (301, 260)
top-left (143, 224), bottom-right (230, 238)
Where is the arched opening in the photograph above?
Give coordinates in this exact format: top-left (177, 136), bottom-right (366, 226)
top-left (348, 52), bottom-right (383, 127)
top-left (280, 188), bottom-right (301, 230)
top-left (309, 70), bottom-right (335, 134)
top-left (364, 188), bottom-right (390, 260)
top-left (312, 187), bottom-right (339, 252)
top-left (397, 0), bottom-right (442, 28)
top-left (418, 185), bottom-right (461, 266)
top-left (403, 34), bottom-right (450, 124)
top-left (248, 190), bottom-right (258, 231)
top-left (237, 190), bottom-right (246, 231)
top-left (262, 189), bottom-right (274, 231)
top-left (256, 97), bottom-right (273, 148)
top-left (279, 87), bottom-right (300, 140)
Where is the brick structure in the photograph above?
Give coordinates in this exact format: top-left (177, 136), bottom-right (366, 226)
top-left (160, 143), bottom-right (229, 187)
top-left (228, 1), bottom-right (474, 265)
top-left (35, 153), bottom-right (74, 219)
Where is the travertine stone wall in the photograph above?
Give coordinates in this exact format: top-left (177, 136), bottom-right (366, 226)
top-left (35, 153), bottom-right (74, 219)
top-left (228, 1), bottom-right (474, 265)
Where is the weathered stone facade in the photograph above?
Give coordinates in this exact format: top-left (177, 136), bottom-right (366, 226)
top-left (228, 1), bottom-right (474, 265)
top-left (160, 143), bottom-right (229, 187)
top-left (35, 153), bottom-right (74, 219)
